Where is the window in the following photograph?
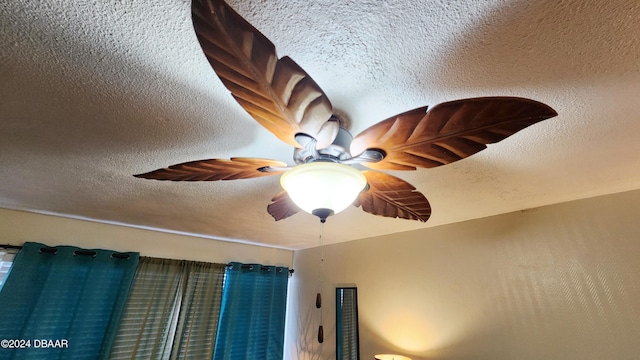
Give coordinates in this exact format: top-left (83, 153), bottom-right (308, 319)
top-left (109, 258), bottom-right (225, 360)
top-left (0, 248), bottom-right (18, 289)
top-left (336, 287), bottom-right (360, 360)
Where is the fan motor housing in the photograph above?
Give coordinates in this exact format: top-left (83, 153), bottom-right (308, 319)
top-left (294, 127), bottom-right (354, 164)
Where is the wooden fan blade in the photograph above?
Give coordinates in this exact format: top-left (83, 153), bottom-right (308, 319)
top-left (192, 0), bottom-right (338, 149)
top-left (134, 157), bottom-right (287, 181)
top-left (355, 171), bottom-right (431, 222)
top-left (267, 190), bottom-right (301, 221)
top-left (350, 97), bottom-right (558, 170)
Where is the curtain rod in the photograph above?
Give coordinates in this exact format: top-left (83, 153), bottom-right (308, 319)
top-left (226, 263), bottom-right (295, 275)
top-left (1, 244), bottom-right (294, 275)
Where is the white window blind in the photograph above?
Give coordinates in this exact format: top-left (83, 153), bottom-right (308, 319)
top-left (0, 249), bottom-right (17, 288)
top-left (337, 287), bottom-right (360, 360)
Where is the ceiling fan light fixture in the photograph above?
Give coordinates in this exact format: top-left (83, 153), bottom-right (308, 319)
top-left (280, 162), bottom-right (367, 221)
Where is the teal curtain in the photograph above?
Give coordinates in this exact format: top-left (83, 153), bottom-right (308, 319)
top-left (0, 242), bottom-right (139, 360)
top-left (213, 262), bottom-right (289, 360)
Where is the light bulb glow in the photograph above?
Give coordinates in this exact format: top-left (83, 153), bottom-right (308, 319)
top-left (374, 355), bottom-right (412, 360)
top-left (280, 162), bottom-right (367, 216)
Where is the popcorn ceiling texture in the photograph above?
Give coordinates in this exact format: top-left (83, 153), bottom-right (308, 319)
top-left (1, 0), bottom-right (640, 249)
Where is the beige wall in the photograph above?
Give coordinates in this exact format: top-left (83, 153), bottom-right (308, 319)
top-left (0, 208), bottom-right (293, 266)
top-left (285, 190), bottom-right (640, 359)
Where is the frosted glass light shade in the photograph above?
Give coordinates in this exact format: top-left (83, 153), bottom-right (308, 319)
top-left (280, 162), bottom-right (367, 218)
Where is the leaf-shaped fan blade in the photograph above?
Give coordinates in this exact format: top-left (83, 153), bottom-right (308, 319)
top-left (134, 158), bottom-right (287, 181)
top-left (354, 171), bottom-right (431, 222)
top-left (192, 0), bottom-right (338, 149)
top-left (267, 190), bottom-right (301, 221)
top-left (350, 97), bottom-right (558, 170)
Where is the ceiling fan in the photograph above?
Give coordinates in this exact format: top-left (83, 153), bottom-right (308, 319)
top-left (135, 0), bottom-right (558, 223)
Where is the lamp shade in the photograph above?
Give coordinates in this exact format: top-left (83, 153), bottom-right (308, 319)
top-left (280, 162), bottom-right (367, 220)
top-left (374, 355), bottom-right (412, 360)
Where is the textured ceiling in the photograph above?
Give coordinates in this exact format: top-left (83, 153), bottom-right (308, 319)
top-left (2, 0), bottom-right (639, 249)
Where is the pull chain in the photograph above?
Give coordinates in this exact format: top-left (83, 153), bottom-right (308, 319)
top-left (318, 220), bottom-right (324, 292)
top-left (317, 221), bottom-right (325, 343)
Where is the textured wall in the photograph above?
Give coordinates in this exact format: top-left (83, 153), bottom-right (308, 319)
top-left (0, 208), bottom-right (293, 266)
top-left (286, 190), bottom-right (640, 359)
